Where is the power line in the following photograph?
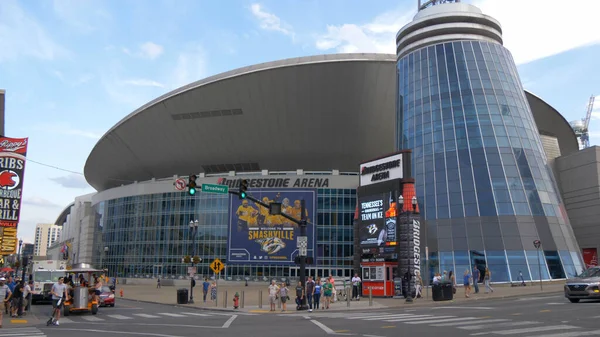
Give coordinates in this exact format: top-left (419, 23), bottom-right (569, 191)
top-left (25, 158), bottom-right (134, 183)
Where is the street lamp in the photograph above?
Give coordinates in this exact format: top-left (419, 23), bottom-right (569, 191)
top-left (189, 219), bottom-right (199, 304)
top-left (103, 247), bottom-right (109, 273)
top-left (398, 195), bottom-right (417, 304)
top-left (18, 239), bottom-right (23, 277)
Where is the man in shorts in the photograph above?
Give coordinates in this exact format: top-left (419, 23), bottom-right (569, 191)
top-left (50, 277), bottom-right (69, 325)
top-left (268, 280), bottom-right (279, 312)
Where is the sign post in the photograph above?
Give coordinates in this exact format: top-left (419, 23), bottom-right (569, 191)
top-left (202, 184), bottom-right (229, 194)
top-left (533, 240), bottom-right (542, 291)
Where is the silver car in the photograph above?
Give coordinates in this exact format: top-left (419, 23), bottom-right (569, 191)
top-left (564, 266), bottom-right (600, 303)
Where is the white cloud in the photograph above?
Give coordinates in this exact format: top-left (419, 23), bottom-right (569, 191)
top-left (315, 6), bottom-right (414, 54)
top-left (471, 0), bottom-right (600, 65)
top-left (23, 196), bottom-right (62, 208)
top-left (50, 174), bottom-right (91, 189)
top-left (0, 0), bottom-right (70, 62)
top-left (121, 79), bottom-right (165, 88)
top-left (123, 42), bottom-right (165, 60)
top-left (250, 3), bottom-right (294, 37)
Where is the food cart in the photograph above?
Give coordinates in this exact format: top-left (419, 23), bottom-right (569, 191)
top-left (61, 265), bottom-right (105, 316)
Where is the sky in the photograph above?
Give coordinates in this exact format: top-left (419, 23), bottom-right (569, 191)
top-left (1, 0), bottom-right (599, 245)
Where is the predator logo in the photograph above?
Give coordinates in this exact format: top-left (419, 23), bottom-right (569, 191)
top-left (367, 224), bottom-right (378, 235)
top-left (256, 237), bottom-right (286, 255)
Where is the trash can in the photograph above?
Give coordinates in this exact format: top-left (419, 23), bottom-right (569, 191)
top-left (177, 288), bottom-right (189, 304)
top-left (432, 284), bottom-right (444, 301)
top-left (442, 283), bottom-right (454, 301)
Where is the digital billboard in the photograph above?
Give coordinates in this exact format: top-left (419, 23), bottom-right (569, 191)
top-left (358, 192), bottom-right (397, 252)
top-left (227, 189), bottom-right (316, 264)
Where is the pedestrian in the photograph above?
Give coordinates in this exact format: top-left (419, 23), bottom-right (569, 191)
top-left (278, 282), bottom-right (289, 312)
top-left (23, 281), bottom-right (32, 314)
top-left (463, 269), bottom-right (471, 298)
top-left (0, 277), bottom-right (13, 328)
top-left (484, 268), bottom-right (494, 293)
top-left (414, 271), bottom-right (423, 298)
top-left (472, 267), bottom-right (480, 294)
top-left (157, 277), bottom-right (161, 289)
top-left (314, 279), bottom-right (322, 310)
top-left (268, 280), bottom-right (279, 312)
top-left (351, 273), bottom-right (361, 300)
top-left (202, 278), bottom-right (210, 303)
top-left (11, 280), bottom-right (23, 318)
top-left (323, 279), bottom-right (333, 309)
top-left (294, 281), bottom-right (304, 310)
top-left (305, 276), bottom-right (315, 312)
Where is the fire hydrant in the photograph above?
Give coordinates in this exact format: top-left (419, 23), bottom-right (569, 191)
top-left (120, 289), bottom-right (124, 298)
top-left (233, 292), bottom-right (240, 309)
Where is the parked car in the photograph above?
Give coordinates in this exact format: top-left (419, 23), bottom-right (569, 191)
top-left (564, 266), bottom-right (600, 303)
top-left (99, 286), bottom-right (115, 307)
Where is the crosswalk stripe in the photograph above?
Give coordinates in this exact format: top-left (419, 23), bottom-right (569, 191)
top-left (432, 319), bottom-right (510, 327)
top-left (540, 330), bottom-right (600, 337)
top-left (181, 312), bottom-right (211, 317)
top-left (57, 317), bottom-right (74, 324)
top-left (158, 313), bottom-right (187, 317)
top-left (407, 317), bottom-right (478, 325)
top-left (362, 314), bottom-right (415, 320)
top-left (0, 328), bottom-right (44, 336)
top-left (107, 314), bottom-right (133, 320)
top-left (81, 316), bottom-right (104, 322)
top-left (133, 313), bottom-right (161, 318)
top-left (459, 321), bottom-right (540, 331)
top-left (385, 315), bottom-right (455, 322)
top-left (477, 325), bottom-right (578, 335)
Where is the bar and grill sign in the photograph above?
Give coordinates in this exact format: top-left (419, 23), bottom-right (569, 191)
top-left (0, 137), bottom-right (28, 229)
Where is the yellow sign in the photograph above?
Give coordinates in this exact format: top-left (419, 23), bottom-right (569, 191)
top-left (0, 227), bottom-right (17, 255)
top-left (210, 258), bottom-right (224, 274)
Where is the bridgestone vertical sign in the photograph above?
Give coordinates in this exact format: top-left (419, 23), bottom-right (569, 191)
top-left (0, 137), bottom-right (28, 255)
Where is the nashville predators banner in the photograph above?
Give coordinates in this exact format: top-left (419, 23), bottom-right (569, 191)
top-left (227, 189), bottom-right (316, 264)
top-left (0, 137), bottom-right (28, 255)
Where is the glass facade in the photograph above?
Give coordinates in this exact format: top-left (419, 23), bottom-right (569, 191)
top-left (92, 187), bottom-right (356, 280)
top-left (397, 40), bottom-right (584, 282)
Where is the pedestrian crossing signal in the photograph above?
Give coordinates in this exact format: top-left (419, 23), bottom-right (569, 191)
top-left (239, 179), bottom-right (248, 199)
top-left (294, 256), bottom-right (314, 264)
top-left (188, 175), bottom-right (197, 196)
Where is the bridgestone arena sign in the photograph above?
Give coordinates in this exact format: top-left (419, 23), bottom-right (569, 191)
top-left (360, 153), bottom-right (403, 187)
top-left (218, 177), bottom-right (330, 188)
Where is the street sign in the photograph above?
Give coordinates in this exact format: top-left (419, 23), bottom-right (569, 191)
top-left (187, 266), bottom-right (197, 276)
top-left (202, 183), bottom-right (229, 194)
top-left (174, 178), bottom-right (186, 191)
top-left (210, 258), bottom-right (224, 274)
top-left (533, 240), bottom-right (541, 249)
top-left (297, 236), bottom-right (308, 256)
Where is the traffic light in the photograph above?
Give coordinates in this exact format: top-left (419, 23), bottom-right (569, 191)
top-left (188, 175), bottom-right (197, 196)
top-left (239, 179), bottom-right (248, 199)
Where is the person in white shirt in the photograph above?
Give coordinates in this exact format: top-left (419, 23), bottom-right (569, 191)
top-left (23, 281), bottom-right (32, 314)
top-left (268, 280), bottom-right (279, 312)
top-left (351, 274), bottom-right (361, 300)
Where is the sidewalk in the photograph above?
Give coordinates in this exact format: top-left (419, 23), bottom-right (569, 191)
top-left (117, 280), bottom-right (566, 313)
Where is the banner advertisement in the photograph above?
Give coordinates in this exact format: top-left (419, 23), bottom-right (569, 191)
top-left (227, 189), bottom-right (316, 264)
top-left (583, 248), bottom-right (598, 268)
top-left (0, 137), bottom-right (28, 255)
top-left (359, 192), bottom-right (397, 253)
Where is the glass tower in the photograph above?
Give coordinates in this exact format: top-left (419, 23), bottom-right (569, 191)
top-left (396, 2), bottom-right (584, 282)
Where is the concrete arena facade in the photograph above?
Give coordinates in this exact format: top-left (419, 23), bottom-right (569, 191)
top-left (396, 2), bottom-right (584, 282)
top-left (75, 54), bottom-right (583, 280)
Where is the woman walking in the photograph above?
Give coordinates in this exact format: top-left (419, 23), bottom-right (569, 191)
top-left (210, 281), bottom-right (218, 302)
top-left (279, 282), bottom-right (289, 312)
top-left (323, 279), bottom-right (333, 309)
top-left (463, 270), bottom-right (471, 298)
top-left (484, 268), bottom-right (494, 293)
top-left (314, 279), bottom-right (322, 310)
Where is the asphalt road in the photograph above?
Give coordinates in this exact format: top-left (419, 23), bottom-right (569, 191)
top-left (4, 293), bottom-right (598, 337)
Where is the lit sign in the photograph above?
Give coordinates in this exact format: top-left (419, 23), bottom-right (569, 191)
top-left (360, 153), bottom-right (403, 186)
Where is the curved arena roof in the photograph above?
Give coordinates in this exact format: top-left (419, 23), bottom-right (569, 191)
top-left (85, 53), bottom-right (578, 191)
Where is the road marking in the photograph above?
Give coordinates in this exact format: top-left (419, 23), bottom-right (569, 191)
top-left (249, 310), bottom-right (271, 313)
top-left (134, 313), bottom-right (161, 318)
top-left (181, 312), bottom-right (211, 317)
top-left (311, 319), bottom-right (335, 334)
top-left (479, 325), bottom-right (578, 335)
top-left (516, 296), bottom-right (559, 301)
top-left (541, 330), bottom-right (600, 337)
top-left (385, 315), bottom-right (455, 322)
top-left (460, 321), bottom-right (540, 331)
top-left (58, 318), bottom-right (74, 323)
top-left (407, 317), bottom-right (478, 325)
top-left (0, 327), bottom-right (44, 336)
top-left (362, 314), bottom-right (414, 320)
top-left (107, 314), bottom-right (133, 320)
top-left (222, 315), bottom-right (237, 328)
top-left (381, 326), bottom-right (395, 329)
top-left (511, 313), bottom-right (521, 316)
top-left (432, 319), bottom-right (510, 327)
top-left (541, 309), bottom-right (552, 312)
top-left (432, 306), bottom-right (493, 310)
top-left (158, 313), bottom-right (187, 317)
top-left (9, 319), bottom-right (28, 324)
top-left (81, 316), bottom-right (104, 321)
top-left (335, 330), bottom-right (351, 333)
top-left (547, 302), bottom-right (566, 305)
top-left (41, 328), bottom-right (186, 337)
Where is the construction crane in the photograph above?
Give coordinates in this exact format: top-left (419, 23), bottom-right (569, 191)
top-left (570, 95), bottom-right (596, 149)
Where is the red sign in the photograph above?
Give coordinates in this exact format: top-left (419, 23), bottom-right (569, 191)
top-left (174, 178), bottom-right (186, 191)
top-left (0, 137), bottom-right (28, 229)
top-left (583, 248), bottom-right (598, 268)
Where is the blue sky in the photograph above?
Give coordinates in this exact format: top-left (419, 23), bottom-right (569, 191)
top-left (1, 0), bottom-right (599, 244)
